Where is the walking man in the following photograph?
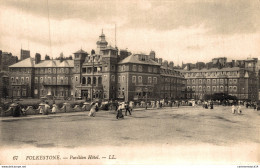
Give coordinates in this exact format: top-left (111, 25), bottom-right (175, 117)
top-left (125, 102), bottom-right (131, 116)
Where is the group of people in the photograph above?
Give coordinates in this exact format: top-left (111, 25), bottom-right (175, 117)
top-left (39, 102), bottom-right (57, 115)
top-left (13, 103), bottom-right (26, 117)
top-left (116, 102), bottom-right (132, 119)
top-left (203, 101), bottom-right (214, 109)
top-left (231, 105), bottom-right (242, 114)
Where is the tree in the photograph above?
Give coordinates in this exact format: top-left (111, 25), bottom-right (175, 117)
top-left (91, 49), bottom-right (95, 55)
top-left (45, 55), bottom-right (50, 60)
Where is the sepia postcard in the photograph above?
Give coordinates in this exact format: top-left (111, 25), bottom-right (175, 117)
top-left (0, 0), bottom-right (259, 166)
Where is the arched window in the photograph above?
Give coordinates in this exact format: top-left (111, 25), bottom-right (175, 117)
top-left (93, 77), bottom-right (96, 85)
top-left (98, 77), bottom-right (102, 85)
top-left (82, 77), bottom-right (86, 84)
top-left (87, 77), bottom-right (91, 84)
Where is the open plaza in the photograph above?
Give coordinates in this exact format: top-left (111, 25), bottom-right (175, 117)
top-left (1, 105), bottom-right (259, 147)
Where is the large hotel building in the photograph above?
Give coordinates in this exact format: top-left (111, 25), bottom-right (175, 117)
top-left (8, 32), bottom-right (186, 101)
top-left (179, 57), bottom-right (260, 101)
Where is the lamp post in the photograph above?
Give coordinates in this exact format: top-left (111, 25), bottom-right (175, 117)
top-left (145, 86), bottom-right (148, 109)
top-left (91, 55), bottom-right (94, 102)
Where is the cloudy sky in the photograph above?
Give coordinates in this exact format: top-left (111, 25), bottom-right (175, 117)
top-left (0, 0), bottom-right (260, 65)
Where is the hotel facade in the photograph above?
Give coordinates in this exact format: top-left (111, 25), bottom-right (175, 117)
top-left (8, 32), bottom-right (186, 101)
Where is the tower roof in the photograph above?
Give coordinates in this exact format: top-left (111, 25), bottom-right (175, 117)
top-left (73, 49), bottom-right (88, 54)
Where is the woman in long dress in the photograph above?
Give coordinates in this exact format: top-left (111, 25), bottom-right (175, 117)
top-left (52, 103), bottom-right (57, 114)
top-left (88, 103), bottom-right (96, 117)
top-left (116, 103), bottom-right (124, 119)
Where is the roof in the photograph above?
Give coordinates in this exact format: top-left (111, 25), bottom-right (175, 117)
top-left (9, 57), bottom-right (34, 68)
top-left (101, 45), bottom-right (117, 51)
top-left (118, 54), bottom-right (161, 66)
top-left (73, 49), bottom-right (88, 54)
top-left (180, 67), bottom-right (240, 73)
top-left (35, 60), bottom-right (74, 68)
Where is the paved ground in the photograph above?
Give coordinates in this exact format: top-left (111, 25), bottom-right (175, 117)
top-left (1, 105), bottom-right (259, 148)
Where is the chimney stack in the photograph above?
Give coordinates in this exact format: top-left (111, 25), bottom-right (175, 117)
top-left (35, 53), bottom-right (41, 64)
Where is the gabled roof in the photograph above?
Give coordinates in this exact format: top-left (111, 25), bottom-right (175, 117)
top-left (9, 57), bottom-right (34, 68)
top-left (118, 54), bottom-right (161, 66)
top-left (34, 60), bottom-right (74, 68)
top-left (74, 49), bottom-right (88, 54)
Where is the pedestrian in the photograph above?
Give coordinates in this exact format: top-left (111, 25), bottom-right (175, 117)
top-left (52, 103), bottom-right (57, 114)
top-left (125, 102), bottom-right (131, 116)
top-left (177, 101), bottom-right (180, 108)
top-left (115, 101), bottom-right (118, 111)
top-left (205, 102), bottom-right (208, 109)
top-left (95, 102), bottom-right (99, 112)
top-left (116, 103), bottom-right (124, 119)
top-left (156, 101), bottom-right (160, 109)
top-left (210, 101), bottom-right (214, 109)
top-left (13, 103), bottom-right (21, 117)
top-left (44, 102), bottom-right (50, 115)
top-left (237, 105), bottom-right (242, 114)
top-left (88, 102), bottom-right (96, 117)
top-left (232, 105), bottom-right (236, 114)
top-left (39, 106), bottom-right (43, 114)
top-left (129, 101), bottom-right (134, 112)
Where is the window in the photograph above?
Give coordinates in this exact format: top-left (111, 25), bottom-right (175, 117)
top-left (82, 77), bottom-right (86, 84)
top-left (138, 76), bottom-right (142, 83)
top-left (82, 68), bottom-right (86, 73)
top-left (26, 77), bottom-right (29, 83)
top-left (148, 77), bottom-right (152, 83)
top-left (132, 65), bottom-right (137, 71)
top-left (11, 77), bottom-right (14, 83)
top-left (122, 65), bottom-right (125, 71)
top-left (207, 86), bottom-right (210, 91)
top-left (192, 79), bottom-right (195, 84)
top-left (132, 76), bottom-right (136, 83)
top-left (229, 86), bottom-right (232, 92)
top-left (207, 79), bottom-right (211, 84)
top-left (111, 75), bottom-right (115, 82)
top-left (40, 77), bottom-right (43, 83)
top-left (118, 76), bottom-right (121, 82)
top-left (199, 86), bottom-right (202, 91)
top-left (48, 68), bottom-right (51, 74)
top-left (61, 68), bottom-right (64, 73)
top-left (53, 77), bottom-right (56, 84)
top-left (111, 65), bottom-right (115, 71)
top-left (87, 77), bottom-right (91, 84)
top-left (34, 89), bottom-right (38, 95)
top-left (75, 76), bottom-right (78, 82)
top-left (122, 76), bottom-right (125, 82)
top-left (233, 79), bottom-right (237, 84)
top-left (220, 86), bottom-right (224, 92)
top-left (138, 65), bottom-right (143, 72)
top-left (98, 77), bottom-right (102, 84)
top-left (21, 77), bottom-right (24, 84)
top-left (153, 77), bottom-right (157, 84)
top-left (212, 86), bottom-right (216, 92)
top-left (148, 66), bottom-right (152, 73)
top-left (94, 67), bottom-right (97, 72)
top-left (60, 77), bottom-right (63, 84)
top-left (212, 79), bottom-right (216, 84)
top-left (153, 68), bottom-right (157, 73)
top-left (233, 86), bottom-right (237, 92)
top-left (93, 77), bottom-right (96, 85)
top-left (199, 79), bottom-right (202, 84)
top-left (220, 79), bottom-right (224, 84)
top-left (48, 77), bottom-right (51, 84)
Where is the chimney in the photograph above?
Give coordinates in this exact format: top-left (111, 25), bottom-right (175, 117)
top-left (149, 50), bottom-right (155, 60)
top-left (159, 58), bottom-right (162, 65)
top-left (35, 53), bottom-right (41, 64)
top-left (155, 58), bottom-right (158, 63)
top-left (169, 61), bottom-right (174, 69)
top-left (163, 60), bottom-right (168, 67)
